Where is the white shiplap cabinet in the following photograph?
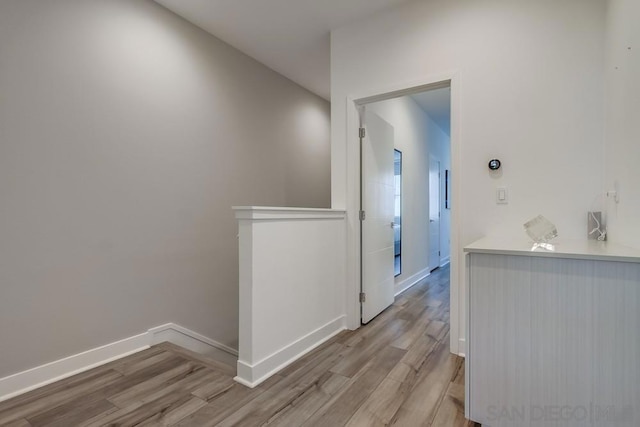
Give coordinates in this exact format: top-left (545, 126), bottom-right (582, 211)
top-left (464, 238), bottom-right (640, 427)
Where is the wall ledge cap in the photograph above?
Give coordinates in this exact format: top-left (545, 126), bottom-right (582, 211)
top-left (233, 206), bottom-right (346, 220)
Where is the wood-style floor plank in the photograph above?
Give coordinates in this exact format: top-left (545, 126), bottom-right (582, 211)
top-left (0, 370), bottom-right (124, 426)
top-left (0, 265), bottom-right (479, 426)
top-left (389, 333), bottom-right (461, 426)
top-left (106, 361), bottom-right (206, 407)
top-left (344, 375), bottom-right (408, 426)
top-left (430, 360), bottom-right (476, 427)
top-left (213, 341), bottom-right (356, 427)
top-left (3, 419), bottom-right (33, 427)
top-left (302, 345), bottom-right (407, 427)
top-left (26, 356), bottom-right (189, 427)
top-left (173, 381), bottom-right (273, 427)
top-left (264, 372), bottom-right (350, 426)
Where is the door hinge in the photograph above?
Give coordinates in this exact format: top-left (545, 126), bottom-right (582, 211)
top-left (439, 251), bottom-right (441, 256)
top-left (359, 292), bottom-right (366, 303)
top-left (359, 127), bottom-right (366, 138)
top-left (359, 210), bottom-right (366, 221)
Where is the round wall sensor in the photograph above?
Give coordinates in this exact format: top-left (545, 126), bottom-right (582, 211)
top-left (488, 159), bottom-right (501, 170)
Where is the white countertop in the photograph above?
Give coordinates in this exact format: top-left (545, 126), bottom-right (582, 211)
top-left (464, 237), bottom-right (640, 263)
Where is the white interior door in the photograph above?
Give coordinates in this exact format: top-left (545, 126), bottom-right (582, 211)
top-left (429, 156), bottom-right (441, 271)
top-left (361, 110), bottom-right (395, 324)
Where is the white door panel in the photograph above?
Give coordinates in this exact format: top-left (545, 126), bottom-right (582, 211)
top-left (361, 110), bottom-right (395, 324)
top-left (429, 156), bottom-right (441, 271)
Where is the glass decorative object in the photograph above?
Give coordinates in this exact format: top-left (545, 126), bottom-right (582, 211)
top-left (524, 215), bottom-right (558, 251)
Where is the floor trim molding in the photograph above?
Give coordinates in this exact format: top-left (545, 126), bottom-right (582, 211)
top-left (148, 323), bottom-right (238, 367)
top-left (0, 323), bottom-right (237, 403)
top-left (394, 267), bottom-right (431, 296)
top-left (235, 315), bottom-right (347, 388)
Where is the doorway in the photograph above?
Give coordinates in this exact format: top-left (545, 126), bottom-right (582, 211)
top-left (358, 84), bottom-right (452, 326)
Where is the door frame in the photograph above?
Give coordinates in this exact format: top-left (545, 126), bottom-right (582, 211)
top-left (345, 72), bottom-right (463, 355)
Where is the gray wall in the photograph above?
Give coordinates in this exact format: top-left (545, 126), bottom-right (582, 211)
top-left (0, 0), bottom-right (330, 378)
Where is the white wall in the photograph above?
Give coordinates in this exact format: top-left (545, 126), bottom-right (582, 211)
top-left (0, 0), bottom-right (330, 379)
top-left (331, 0), bottom-right (606, 352)
top-left (604, 0), bottom-right (640, 248)
top-left (368, 96), bottom-right (451, 293)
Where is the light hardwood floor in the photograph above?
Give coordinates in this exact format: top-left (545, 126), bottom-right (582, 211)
top-left (0, 265), bottom-right (479, 426)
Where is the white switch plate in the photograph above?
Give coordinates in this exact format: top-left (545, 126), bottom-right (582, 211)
top-left (497, 187), bottom-right (508, 204)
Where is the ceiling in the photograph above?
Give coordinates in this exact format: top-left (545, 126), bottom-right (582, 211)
top-left (411, 87), bottom-right (451, 135)
top-left (154, 0), bottom-right (414, 100)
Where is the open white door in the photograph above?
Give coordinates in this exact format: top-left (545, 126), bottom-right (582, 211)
top-left (429, 156), bottom-right (441, 270)
top-left (361, 110), bottom-right (395, 324)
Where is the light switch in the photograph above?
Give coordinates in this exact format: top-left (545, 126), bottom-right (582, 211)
top-left (497, 187), bottom-right (508, 204)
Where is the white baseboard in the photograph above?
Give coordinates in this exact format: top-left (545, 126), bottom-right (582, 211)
top-left (440, 256), bottom-right (450, 267)
top-left (235, 315), bottom-right (346, 388)
top-left (0, 333), bottom-right (150, 403)
top-left (458, 338), bottom-right (466, 357)
top-left (394, 267), bottom-right (431, 296)
top-left (0, 323), bottom-right (238, 403)
top-left (148, 324), bottom-right (238, 367)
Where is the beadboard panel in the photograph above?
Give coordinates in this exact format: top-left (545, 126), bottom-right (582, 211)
top-left (467, 253), bottom-right (640, 427)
